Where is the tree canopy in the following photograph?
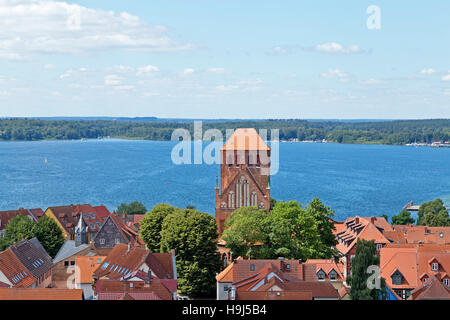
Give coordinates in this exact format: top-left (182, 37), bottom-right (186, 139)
top-left (0, 215), bottom-right (64, 257)
top-left (391, 210), bottom-right (415, 225)
top-left (416, 199), bottom-right (450, 226)
top-left (222, 198), bottom-right (338, 261)
top-left (348, 239), bottom-right (387, 300)
top-left (159, 208), bottom-right (221, 298)
top-left (139, 203), bottom-right (178, 252)
top-left (116, 201), bottom-right (147, 216)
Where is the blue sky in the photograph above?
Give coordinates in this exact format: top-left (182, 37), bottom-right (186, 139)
top-left (0, 0), bottom-right (449, 118)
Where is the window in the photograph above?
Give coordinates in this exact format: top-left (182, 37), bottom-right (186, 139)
top-left (64, 261), bottom-right (69, 267)
top-left (224, 286), bottom-right (229, 292)
top-left (443, 279), bottom-right (449, 286)
top-left (376, 243), bottom-right (383, 251)
top-left (392, 271), bottom-right (403, 286)
top-left (317, 271), bottom-right (325, 281)
top-left (250, 264), bottom-right (255, 271)
top-left (285, 264), bottom-right (290, 271)
top-left (99, 238), bottom-right (105, 245)
top-left (329, 271), bottom-right (337, 281)
top-left (70, 261), bottom-right (75, 266)
top-left (422, 277), bottom-right (428, 284)
top-left (101, 262), bottom-right (109, 270)
top-left (432, 262), bottom-right (438, 271)
top-left (115, 238), bottom-right (120, 244)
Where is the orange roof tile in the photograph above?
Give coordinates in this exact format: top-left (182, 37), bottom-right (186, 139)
top-left (221, 128), bottom-right (271, 151)
top-left (75, 256), bottom-right (106, 284)
top-left (0, 288), bottom-right (83, 300)
top-left (0, 249), bottom-right (37, 288)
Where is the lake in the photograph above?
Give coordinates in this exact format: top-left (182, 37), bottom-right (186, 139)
top-left (0, 139), bottom-right (448, 221)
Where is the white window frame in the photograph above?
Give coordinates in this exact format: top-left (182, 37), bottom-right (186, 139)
top-left (432, 262), bottom-right (438, 271)
top-left (99, 238), bottom-right (105, 245)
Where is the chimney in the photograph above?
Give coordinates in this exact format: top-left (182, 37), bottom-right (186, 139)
top-left (146, 269), bottom-right (152, 286)
top-left (370, 217), bottom-right (376, 224)
top-left (278, 257), bottom-right (285, 271)
top-left (298, 259), bottom-right (302, 264)
top-left (355, 217), bottom-right (359, 224)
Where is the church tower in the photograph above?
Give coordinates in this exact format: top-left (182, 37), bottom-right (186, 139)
top-left (215, 128), bottom-right (271, 235)
top-left (75, 214), bottom-right (88, 247)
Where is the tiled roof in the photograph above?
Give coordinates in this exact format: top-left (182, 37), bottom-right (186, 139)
top-left (53, 240), bottom-right (91, 264)
top-left (147, 253), bottom-right (175, 279)
top-left (380, 244), bottom-right (450, 290)
top-left (409, 275), bottom-right (450, 300)
top-left (96, 279), bottom-right (173, 300)
top-left (10, 238), bottom-right (54, 279)
top-left (392, 225), bottom-right (450, 244)
top-left (75, 256), bottom-right (106, 284)
top-left (0, 208), bottom-right (38, 230)
top-left (47, 204), bottom-right (110, 235)
top-left (29, 237), bottom-right (52, 262)
top-left (304, 259), bottom-right (345, 280)
top-left (0, 249), bottom-right (37, 288)
top-left (99, 292), bottom-right (162, 300)
top-left (108, 214), bottom-right (144, 246)
top-left (0, 288), bottom-right (83, 300)
top-left (221, 128), bottom-right (271, 151)
top-left (383, 231), bottom-right (407, 244)
top-left (334, 216), bottom-right (390, 255)
top-left (92, 244), bottom-right (149, 279)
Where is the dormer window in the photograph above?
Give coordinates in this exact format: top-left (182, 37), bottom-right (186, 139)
top-left (376, 243), bottom-right (383, 251)
top-left (443, 279), bottom-right (449, 286)
top-left (431, 262), bottom-right (438, 271)
top-left (250, 264), bottom-right (255, 271)
top-left (392, 270), bottom-right (403, 286)
top-left (317, 270), bottom-right (325, 281)
top-left (329, 270), bottom-right (337, 281)
top-left (285, 264), bottom-right (290, 271)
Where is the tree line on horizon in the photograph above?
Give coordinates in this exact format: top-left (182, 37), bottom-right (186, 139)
top-left (0, 118), bottom-right (449, 145)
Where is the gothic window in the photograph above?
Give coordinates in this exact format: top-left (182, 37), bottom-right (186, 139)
top-left (228, 192), bottom-right (235, 209)
top-left (251, 192), bottom-right (257, 206)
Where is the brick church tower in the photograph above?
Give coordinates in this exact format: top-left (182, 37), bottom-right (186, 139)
top-left (215, 128), bottom-right (271, 236)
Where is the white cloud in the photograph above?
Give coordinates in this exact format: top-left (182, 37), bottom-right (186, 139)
top-left (59, 69), bottom-right (73, 79)
top-left (43, 63), bottom-right (55, 69)
top-left (216, 85), bottom-right (239, 91)
top-left (315, 42), bottom-right (361, 54)
top-left (114, 85), bottom-right (134, 90)
top-left (136, 65), bottom-right (159, 76)
top-left (104, 74), bottom-right (123, 86)
top-left (359, 78), bottom-right (382, 85)
top-left (419, 68), bottom-right (436, 75)
top-left (321, 69), bottom-right (349, 79)
top-left (180, 68), bottom-right (195, 76)
top-left (206, 67), bottom-right (227, 74)
top-left (238, 79), bottom-right (263, 85)
top-left (442, 73), bottom-right (450, 81)
top-left (0, 0), bottom-right (192, 60)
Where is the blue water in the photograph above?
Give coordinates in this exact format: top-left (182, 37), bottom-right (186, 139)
top-left (0, 139), bottom-right (448, 221)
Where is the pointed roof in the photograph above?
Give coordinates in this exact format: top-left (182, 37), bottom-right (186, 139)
top-left (221, 128), bottom-right (271, 151)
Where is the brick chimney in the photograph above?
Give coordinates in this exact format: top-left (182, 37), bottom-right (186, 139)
top-left (355, 217), bottom-right (359, 224)
top-left (370, 217), bottom-right (376, 224)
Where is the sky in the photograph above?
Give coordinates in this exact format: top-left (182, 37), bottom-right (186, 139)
top-left (0, 0), bottom-right (449, 119)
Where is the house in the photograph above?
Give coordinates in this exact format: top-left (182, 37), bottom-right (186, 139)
top-left (75, 255), bottom-right (106, 299)
top-left (93, 213), bottom-right (144, 249)
top-left (334, 216), bottom-right (392, 277)
top-left (380, 243), bottom-right (450, 300)
top-left (9, 238), bottom-right (54, 288)
top-left (95, 277), bottom-right (174, 300)
top-left (44, 204), bottom-right (111, 240)
top-left (216, 257), bottom-right (339, 300)
top-left (0, 208), bottom-right (43, 238)
top-left (0, 288), bottom-right (84, 300)
top-left (0, 248), bottom-right (37, 288)
top-left (91, 243), bottom-right (177, 296)
top-left (392, 225), bottom-right (450, 244)
top-left (408, 275), bottom-right (450, 300)
top-left (303, 259), bottom-right (346, 290)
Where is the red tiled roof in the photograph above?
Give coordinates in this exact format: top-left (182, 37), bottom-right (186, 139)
top-left (99, 292), bottom-right (162, 300)
top-left (0, 249), bottom-right (37, 288)
top-left (96, 279), bottom-right (173, 300)
top-left (409, 275), bottom-right (450, 300)
top-left (0, 288), bottom-right (83, 300)
top-left (0, 208), bottom-right (39, 230)
top-left (221, 128), bottom-right (271, 151)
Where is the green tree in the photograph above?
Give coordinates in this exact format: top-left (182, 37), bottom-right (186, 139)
top-left (269, 198), bottom-right (277, 211)
top-left (4, 215), bottom-right (37, 244)
top-left (380, 214), bottom-right (389, 221)
top-left (417, 199), bottom-right (450, 226)
top-left (222, 207), bottom-right (268, 259)
top-left (139, 204), bottom-right (178, 252)
top-left (34, 216), bottom-right (65, 258)
top-left (160, 208), bottom-right (221, 298)
top-left (116, 201), bottom-right (147, 215)
top-left (348, 239), bottom-right (387, 300)
top-left (305, 198), bottom-right (338, 260)
top-left (391, 210), bottom-right (415, 225)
